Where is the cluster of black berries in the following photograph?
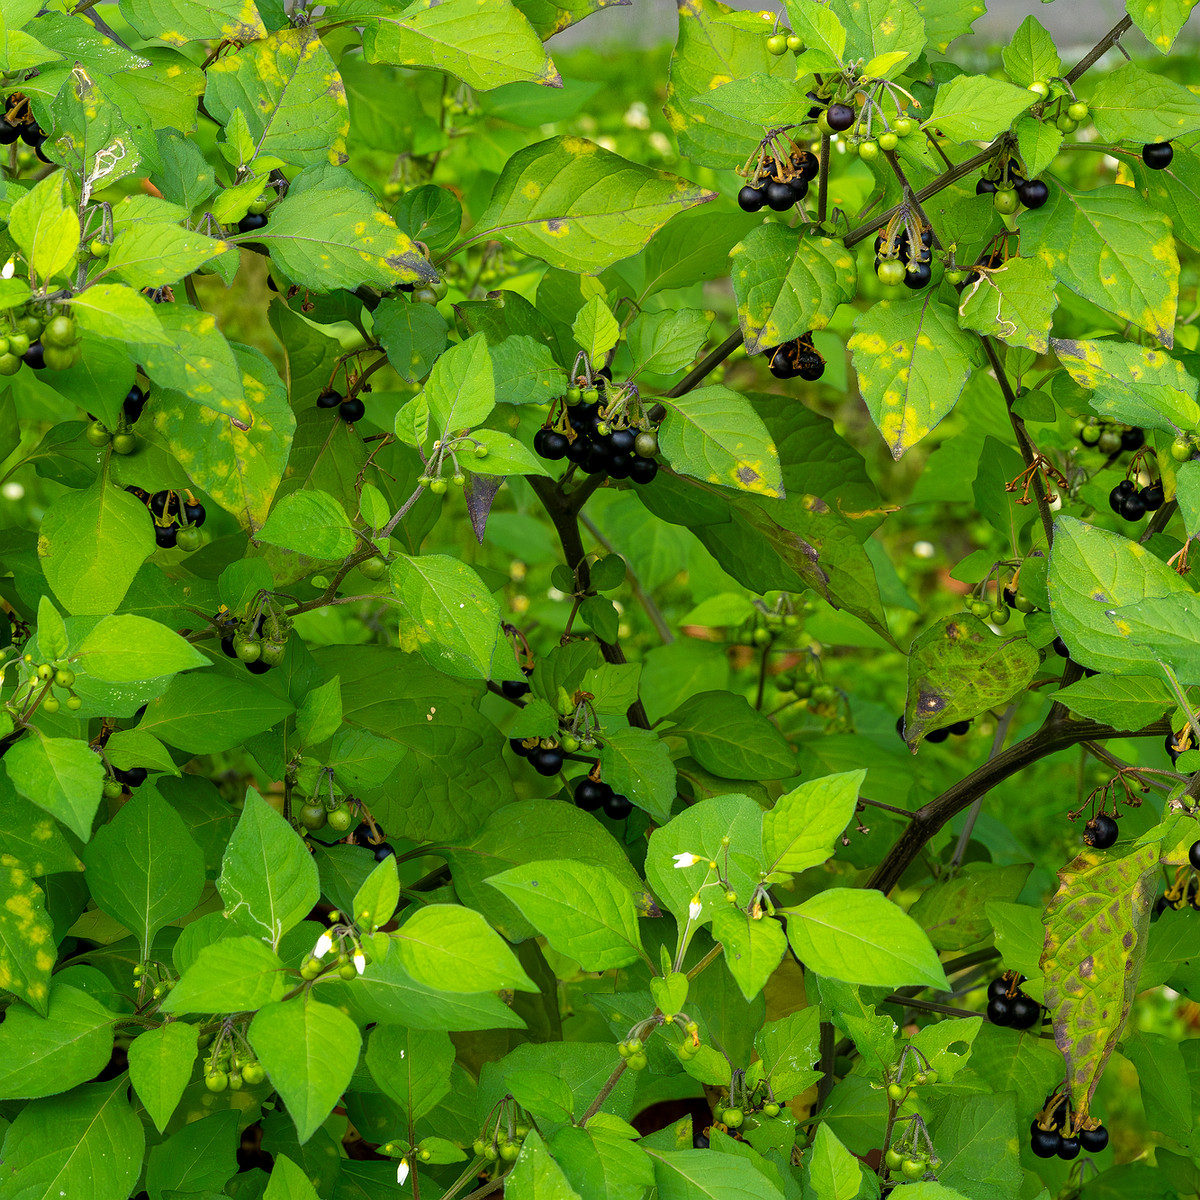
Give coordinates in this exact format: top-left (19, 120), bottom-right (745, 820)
top-left (1075, 418), bottom-right (1143, 454)
top-left (986, 974), bottom-right (1042, 1030)
top-left (317, 387), bottom-right (366, 423)
top-left (535, 402), bottom-right (659, 484)
top-left (509, 736), bottom-right (565, 776)
top-left (1108, 477), bottom-right (1163, 523)
top-left (874, 222), bottom-right (934, 291)
top-left (352, 820), bottom-right (397, 863)
top-left (1143, 141), bottom-right (1173, 170)
top-left (0, 98), bottom-right (50, 163)
top-left (1030, 1095), bottom-right (1108, 1160)
top-left (1083, 812), bottom-right (1119, 850)
top-left (976, 161), bottom-right (1048, 212)
top-left (574, 774), bottom-right (632, 819)
top-left (895, 716), bottom-right (971, 744)
top-left (737, 149), bottom-right (818, 213)
top-left (125, 487), bottom-right (206, 550)
top-left (766, 332), bottom-right (825, 381)
top-left (215, 608), bottom-right (287, 675)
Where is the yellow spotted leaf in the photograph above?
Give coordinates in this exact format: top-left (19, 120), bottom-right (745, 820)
top-left (118, 0), bottom-right (266, 44)
top-left (848, 294), bottom-right (985, 459)
top-left (0, 859), bottom-right (55, 1015)
top-left (957, 254), bottom-right (1058, 353)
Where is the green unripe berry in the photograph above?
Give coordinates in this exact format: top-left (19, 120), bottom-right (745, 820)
top-left (857, 139), bottom-right (879, 162)
top-left (227, 1071), bottom-right (244, 1090)
top-left (36, 663), bottom-right (53, 681)
top-left (723, 1108), bottom-right (744, 1128)
top-left (1027, 80), bottom-right (1049, 98)
top-left (66, 695), bottom-right (82, 711)
top-left (945, 268), bottom-right (967, 285)
top-left (86, 421), bottom-right (111, 447)
top-left (993, 187), bottom-right (1020, 215)
top-left (625, 1052), bottom-right (648, 1071)
top-left (1171, 435), bottom-right (1194, 462)
top-left (893, 117), bottom-right (916, 137)
top-left (1067, 100), bottom-right (1089, 121)
top-left (429, 478), bottom-right (448, 495)
top-left (582, 386), bottom-right (599, 403)
top-left (499, 1142), bottom-right (520, 1162)
top-left (786, 33), bottom-right (804, 52)
top-left (235, 637), bottom-right (262, 663)
top-left (885, 1148), bottom-right (905, 1171)
top-left (359, 555), bottom-right (388, 580)
top-left (887, 1082), bottom-right (907, 1102)
top-left (103, 779), bottom-right (124, 800)
top-left (1097, 428), bottom-right (1123, 453)
top-left (55, 668), bottom-right (75, 688)
top-left (876, 259), bottom-right (906, 286)
top-left (338, 961), bottom-right (358, 980)
top-left (765, 32), bottom-right (788, 55)
top-left (762, 1102), bottom-right (781, 1117)
top-left (1056, 114), bottom-right (1078, 133)
top-left (205, 1071), bottom-right (228, 1093)
top-left (41, 696), bottom-right (60, 715)
top-left (452, 473), bottom-right (466, 487)
top-left (634, 431), bottom-right (658, 457)
top-left (901, 1158), bottom-right (926, 1180)
top-left (878, 131), bottom-right (898, 151)
top-left (300, 956), bottom-right (323, 980)
top-left (111, 433), bottom-right (136, 455)
top-left (989, 606), bottom-right (1010, 625)
top-left (90, 239), bottom-right (109, 258)
top-left (242, 1062), bottom-right (266, 1085)
top-left (566, 386), bottom-right (583, 404)
top-left (474, 444), bottom-right (489, 459)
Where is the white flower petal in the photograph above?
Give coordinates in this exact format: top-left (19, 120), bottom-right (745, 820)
top-left (688, 897), bottom-right (702, 921)
top-left (673, 852), bottom-right (700, 869)
top-left (313, 933), bottom-right (333, 959)
top-left (353, 952), bottom-right (366, 976)
top-left (397, 1159), bottom-right (410, 1185)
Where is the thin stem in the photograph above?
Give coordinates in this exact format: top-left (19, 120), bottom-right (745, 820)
top-left (817, 133), bottom-right (831, 224)
top-left (858, 796), bottom-right (916, 819)
top-left (1065, 15), bottom-right (1132, 83)
top-left (881, 149), bottom-right (941, 249)
top-left (685, 943), bottom-right (722, 981)
top-left (949, 704), bottom-right (1015, 869)
top-left (816, 1020), bottom-right (836, 1111)
top-left (663, 329), bottom-right (744, 401)
top-left (579, 1059), bottom-right (627, 1123)
top-left (1082, 741), bottom-right (1181, 791)
top-left (755, 642), bottom-right (770, 711)
top-left (379, 485), bottom-right (425, 539)
top-left (881, 995), bottom-right (983, 1019)
top-left (1161, 663), bottom-right (1200, 749)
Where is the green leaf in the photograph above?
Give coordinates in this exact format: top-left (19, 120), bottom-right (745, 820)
top-left (363, 0), bottom-right (559, 90)
top-left (667, 0), bottom-right (793, 168)
top-left (103, 221), bottom-right (229, 289)
top-left (39, 474), bottom-right (153, 616)
top-left (1047, 515), bottom-right (1191, 675)
top-left (1089, 61), bottom-right (1200, 143)
top-left (513, 0), bottom-right (628, 36)
top-left (908, 862), bottom-right (1032, 952)
top-left (396, 903), bottom-right (537, 993)
top-left (1131, 143), bottom-right (1200, 253)
top-left (470, 429), bottom-right (551, 477)
top-left (573, 294), bottom-right (620, 363)
top-left (1001, 15), bottom-right (1060, 87)
top-left (711, 909), bottom-right (786, 1001)
top-left (424, 331), bottom-right (495, 433)
top-left (353, 857), bottom-right (400, 931)
top-left (490, 334), bottom-right (562, 406)
top-left (365, 1024), bottom-right (454, 1120)
top-left (160, 936), bottom-right (287, 1015)
top-left (217, 788), bottom-right (320, 949)
top-left (36, 595), bottom-right (67, 663)
top-left (785, 888), bottom-right (950, 989)
top-left (1055, 673), bottom-right (1174, 728)
top-left (474, 135), bottom-right (715, 275)
top-left (648, 1147), bottom-right (785, 1200)
top-left (849, 295), bottom-right (985, 459)
top-left (249, 996), bottom-right (362, 1144)
top-left (134, 303), bottom-right (248, 417)
top-left (264, 1154), bottom-right (321, 1200)
top-left (117, 0), bottom-right (266, 43)
top-left (902, 614), bottom-right (1040, 746)
top-left (1104, 591), bottom-right (1200, 684)
top-left (81, 790), bottom-right (205, 957)
top-left (0, 984), bottom-right (113, 1101)
top-left (126, 1021), bottom-right (197, 1133)
top-left (811, 975), bottom-right (897, 1071)
top-left (599, 726), bottom-right (678, 824)
top-left (0, 860), bottom-right (55, 1014)
top-left (297, 676), bottom-right (342, 747)
top-left (665, 691), bottom-right (795, 779)
top-left (488, 861), bottom-right (645, 971)
top-left (730, 228), bottom-right (857, 357)
top-left (1121, 1030), bottom-right (1192, 1139)
top-left (0, 1078), bottom-right (144, 1200)
top-left (255, 166), bottom-right (436, 292)
top-left (391, 184), bottom-right (462, 252)
top-left (204, 27), bottom-right (349, 168)
top-left (644, 792), bottom-right (764, 926)
top-left (0, 785), bottom-right (82, 878)
top-left (7, 172), bottom-right (78, 285)
top-left (928, 1092), bottom-right (1022, 1200)
top-left (698, 74), bottom-right (812, 128)
top-left (1126, 0), bottom-right (1198, 51)
top-left (658, 385), bottom-right (782, 498)
top-left (1014, 114), bottom-right (1063, 180)
top-left (1020, 182), bottom-right (1178, 347)
top-left (1041, 840), bottom-right (1160, 1122)
top-left (511, 1071), bottom-right (575, 1124)
top-left (75, 614), bottom-right (208, 683)
top-left (925, 74), bottom-right (1033, 143)
top-left (625, 309), bottom-right (711, 378)
top-left (374, 297), bottom-right (448, 383)
top-left (762, 770), bottom-right (863, 875)
top-left (389, 553), bottom-right (503, 679)
top-left (259, 489), bottom-right (354, 561)
top-left (754, 1005), bottom-right (823, 1099)
top-left (66, 283), bottom-right (170, 345)
top-left (805, 1124), bottom-right (861, 1200)
top-left (956, 254), bottom-right (1058, 353)
top-left (1050, 337), bottom-right (1199, 434)
top-left (6, 735), bottom-right (104, 844)
top-left (138, 673), bottom-right (294, 755)
top-left (507, 1130), bottom-right (584, 1200)
top-left (831, 0), bottom-right (925, 75)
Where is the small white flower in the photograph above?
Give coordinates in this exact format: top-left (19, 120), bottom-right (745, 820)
top-left (673, 853), bottom-right (700, 869)
top-left (353, 951), bottom-right (366, 976)
top-left (397, 1159), bottom-right (410, 1186)
top-left (688, 896), bottom-right (702, 921)
top-left (313, 933), bottom-right (333, 959)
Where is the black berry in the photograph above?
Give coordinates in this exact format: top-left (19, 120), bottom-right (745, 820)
top-left (155, 525), bottom-right (178, 549)
top-left (530, 746), bottom-right (564, 776)
top-left (764, 180), bottom-right (795, 211)
top-left (826, 102), bottom-right (855, 131)
top-left (543, 430), bottom-right (569, 460)
top-left (238, 213), bottom-right (269, 233)
top-left (987, 996), bottom-right (1013, 1025)
top-left (183, 500), bottom-right (206, 527)
top-left (113, 766), bottom-right (148, 788)
top-left (23, 341), bottom-right (45, 370)
top-left (339, 396), bottom-right (366, 423)
top-left (1052, 636), bottom-right (1069, 658)
top-left (925, 726), bottom-right (950, 744)
top-left (1121, 427), bottom-right (1145, 451)
top-left (1189, 839), bottom-right (1200, 870)
top-left (353, 821), bottom-right (384, 845)
top-left (737, 185), bottom-right (766, 213)
top-left (630, 457), bottom-right (658, 485)
top-left (1079, 1125), bottom-right (1108, 1153)
top-left (123, 385), bottom-right (147, 423)
top-left (948, 719), bottom-right (971, 736)
top-left (501, 679), bottom-right (530, 699)
top-left (1016, 179), bottom-right (1049, 209)
top-left (903, 261), bottom-right (932, 290)
top-left (1083, 813), bottom-right (1118, 850)
top-left (1119, 490), bottom-right (1146, 521)
top-left (1008, 994), bottom-right (1041, 1030)
top-left (1030, 1127), bottom-right (1061, 1158)
top-left (373, 842), bottom-right (396, 862)
top-left (509, 737), bottom-right (533, 758)
top-left (574, 777), bottom-right (611, 811)
top-left (1141, 482), bottom-right (1164, 511)
top-left (976, 178), bottom-right (998, 195)
top-left (987, 977), bottom-right (1010, 1001)
top-left (603, 792), bottom-right (632, 819)
top-left (1057, 1136), bottom-right (1081, 1160)
top-left (1142, 141), bottom-right (1174, 170)
top-left (316, 388), bottom-right (343, 409)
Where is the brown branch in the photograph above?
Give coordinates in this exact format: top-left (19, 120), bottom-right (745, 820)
top-left (1065, 16), bottom-right (1133, 84)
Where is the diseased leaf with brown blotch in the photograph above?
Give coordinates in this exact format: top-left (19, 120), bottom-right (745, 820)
top-left (902, 615), bottom-right (1039, 747)
top-left (1040, 842), bottom-right (1159, 1124)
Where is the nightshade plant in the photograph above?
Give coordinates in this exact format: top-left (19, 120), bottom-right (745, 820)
top-left (1, 0), bottom-right (1200, 1198)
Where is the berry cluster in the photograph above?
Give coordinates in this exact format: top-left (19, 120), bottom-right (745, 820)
top-left (1108, 477), bottom-right (1164, 523)
top-left (535, 381), bottom-right (660, 484)
top-left (1029, 1094), bottom-right (1108, 1160)
top-left (986, 973), bottom-right (1042, 1029)
top-left (1052, 97), bottom-right (1090, 134)
top-left (896, 716), bottom-right (971, 745)
top-left (763, 25), bottom-right (804, 56)
top-left (976, 160), bottom-right (1048, 212)
top-left (573, 772), bottom-right (632, 819)
top-left (131, 960), bottom-right (177, 1004)
top-left (471, 1125), bottom-right (528, 1165)
top-left (236, 194), bottom-right (272, 235)
top-left (317, 386), bottom-right (366, 424)
top-left (125, 487), bottom-right (206, 550)
top-left (0, 95), bottom-right (50, 162)
top-left (1075, 419), bottom-right (1144, 454)
top-left (215, 607), bottom-right (287, 675)
top-left (1143, 141), bottom-right (1173, 170)
top-left (351, 818), bottom-right (396, 862)
top-left (766, 332), bottom-right (825, 381)
top-left (203, 1045), bottom-right (266, 1093)
top-left (88, 384), bottom-right (149, 455)
top-left (737, 147), bottom-right (817, 213)
top-left (22, 656), bottom-right (81, 716)
top-left (0, 310), bottom-right (81, 376)
top-left (509, 736), bottom-right (565, 777)
top-left (874, 221), bottom-right (933, 291)
top-left (1082, 811), bottom-right (1119, 850)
